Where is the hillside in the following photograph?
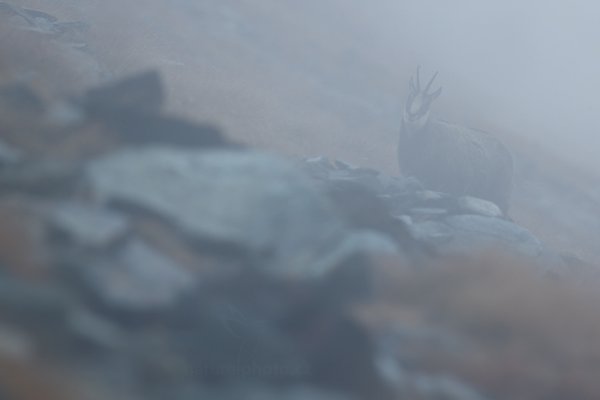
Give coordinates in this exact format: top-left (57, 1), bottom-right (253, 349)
top-left (2, 2), bottom-right (600, 399)
top-left (3, 0), bottom-right (599, 261)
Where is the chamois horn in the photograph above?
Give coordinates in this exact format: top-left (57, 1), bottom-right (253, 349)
top-left (425, 71), bottom-right (439, 94)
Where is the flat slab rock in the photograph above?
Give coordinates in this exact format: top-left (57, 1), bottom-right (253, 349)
top-left (82, 239), bottom-right (194, 311)
top-left (47, 201), bottom-right (130, 248)
top-left (87, 148), bottom-right (395, 278)
top-left (408, 214), bottom-right (543, 257)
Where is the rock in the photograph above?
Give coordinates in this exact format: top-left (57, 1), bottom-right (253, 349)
top-left (0, 2), bottom-right (89, 46)
top-left (0, 160), bottom-right (80, 196)
top-left (405, 219), bottom-right (454, 246)
top-left (408, 207), bottom-right (448, 218)
top-left (375, 327), bottom-right (487, 399)
top-left (0, 275), bottom-right (70, 330)
top-left (0, 82), bottom-right (45, 114)
top-left (337, 231), bottom-right (398, 257)
top-left (411, 374), bottom-right (490, 400)
top-left (65, 306), bottom-right (123, 349)
top-left (388, 190), bottom-right (455, 219)
top-left (163, 286), bottom-right (309, 386)
top-left (377, 175), bottom-right (423, 196)
top-left (299, 156), bottom-right (362, 179)
top-left (415, 190), bottom-right (449, 203)
top-left (0, 141), bottom-right (26, 167)
top-left (457, 196), bottom-right (503, 218)
top-left (298, 157), bottom-right (421, 254)
top-left (80, 70), bottom-right (232, 149)
top-left (80, 239), bottom-right (194, 312)
top-left (313, 179), bottom-right (410, 246)
top-left (157, 384), bottom-right (354, 400)
top-left (409, 214), bottom-right (542, 257)
top-left (299, 156), bottom-right (420, 197)
top-left (444, 215), bottom-right (542, 256)
top-left (102, 113), bottom-right (231, 149)
top-left (47, 202), bottom-right (130, 248)
top-left (81, 70), bottom-right (164, 117)
top-left (88, 148), bottom-right (389, 278)
top-left (44, 101), bottom-right (86, 127)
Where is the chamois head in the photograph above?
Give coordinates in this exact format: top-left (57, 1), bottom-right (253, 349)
top-left (404, 66), bottom-right (442, 126)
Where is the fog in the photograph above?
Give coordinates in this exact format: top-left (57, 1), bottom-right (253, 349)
top-left (7, 0), bottom-right (599, 171)
top-left (161, 0), bottom-right (599, 170)
top-left (269, 1), bottom-right (578, 170)
top-left (349, 0), bottom-right (600, 170)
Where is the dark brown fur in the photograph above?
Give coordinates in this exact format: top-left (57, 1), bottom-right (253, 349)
top-left (399, 118), bottom-right (513, 211)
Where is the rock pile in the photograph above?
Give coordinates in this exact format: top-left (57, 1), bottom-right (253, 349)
top-left (298, 156), bottom-right (578, 271)
top-left (0, 70), bottom-right (596, 400)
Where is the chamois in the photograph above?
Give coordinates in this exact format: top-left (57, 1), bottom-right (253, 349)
top-left (398, 67), bottom-right (513, 212)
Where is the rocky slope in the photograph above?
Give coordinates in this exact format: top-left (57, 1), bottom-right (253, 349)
top-left (1, 2), bottom-right (600, 399)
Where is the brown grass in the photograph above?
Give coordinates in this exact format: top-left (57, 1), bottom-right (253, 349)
top-left (357, 254), bottom-right (600, 399)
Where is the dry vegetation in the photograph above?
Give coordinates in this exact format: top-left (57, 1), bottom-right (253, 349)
top-left (359, 254), bottom-right (600, 399)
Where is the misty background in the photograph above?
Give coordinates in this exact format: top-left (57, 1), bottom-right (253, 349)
top-left (87, 0), bottom-right (600, 171)
top-left (4, 0), bottom-right (600, 258)
top-left (10, 0), bottom-right (600, 170)
top-left (390, 0), bottom-right (600, 172)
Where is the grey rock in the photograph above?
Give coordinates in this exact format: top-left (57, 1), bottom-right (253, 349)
top-left (409, 207), bottom-right (448, 218)
top-left (82, 239), bottom-right (194, 311)
top-left (45, 101), bottom-right (86, 127)
top-left (394, 214), bottom-right (413, 226)
top-left (343, 230), bottom-right (398, 254)
top-left (300, 156), bottom-right (359, 176)
top-left (383, 324), bottom-right (469, 358)
top-left (393, 190), bottom-right (459, 216)
top-left (0, 2), bottom-right (89, 43)
top-left (66, 306), bottom-right (124, 349)
top-left (82, 71), bottom-right (229, 149)
top-left (88, 148), bottom-right (383, 278)
top-left (412, 374), bottom-right (489, 400)
top-left (444, 215), bottom-right (542, 256)
top-left (0, 160), bottom-right (80, 195)
top-left (160, 384), bottom-right (353, 400)
top-left (376, 354), bottom-right (489, 400)
top-left (300, 156), bottom-right (420, 198)
top-left (48, 202), bottom-right (130, 248)
top-left (409, 215), bottom-right (542, 257)
top-left (0, 276), bottom-right (70, 327)
top-left (457, 196), bottom-right (503, 218)
top-left (300, 156), bottom-right (384, 195)
top-left (0, 140), bottom-right (22, 166)
top-left (406, 220), bottom-right (454, 245)
top-left (377, 175), bottom-right (422, 195)
top-left (415, 190), bottom-right (448, 202)
top-left (315, 230), bottom-right (399, 272)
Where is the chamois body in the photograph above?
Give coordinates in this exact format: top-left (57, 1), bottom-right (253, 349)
top-left (398, 68), bottom-right (513, 212)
